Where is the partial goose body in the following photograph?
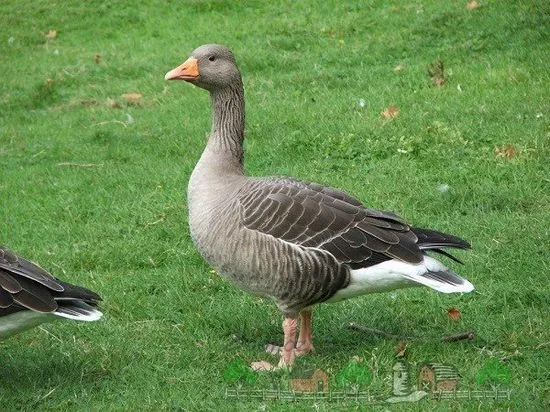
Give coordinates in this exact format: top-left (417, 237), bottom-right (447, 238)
top-left (166, 44), bottom-right (473, 368)
top-left (0, 245), bottom-right (102, 339)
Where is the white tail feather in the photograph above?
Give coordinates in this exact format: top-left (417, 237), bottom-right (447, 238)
top-left (327, 255), bottom-right (474, 302)
top-left (403, 271), bottom-right (474, 293)
top-left (52, 301), bottom-right (103, 321)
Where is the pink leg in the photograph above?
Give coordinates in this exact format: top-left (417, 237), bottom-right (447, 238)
top-left (278, 317), bottom-right (297, 369)
top-left (296, 309), bottom-right (314, 356)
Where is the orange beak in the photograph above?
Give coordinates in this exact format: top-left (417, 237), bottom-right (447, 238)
top-left (165, 57), bottom-right (199, 81)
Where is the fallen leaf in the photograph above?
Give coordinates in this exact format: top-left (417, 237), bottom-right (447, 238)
top-left (122, 93), bottom-right (142, 104)
top-left (381, 104), bottom-right (400, 119)
top-left (394, 341), bottom-right (408, 357)
top-left (95, 54), bottom-right (101, 64)
top-left (447, 307), bottom-right (461, 321)
top-left (466, 1), bottom-right (480, 10)
top-left (393, 64), bottom-right (404, 72)
top-left (494, 144), bottom-right (516, 159)
top-left (428, 60), bottom-right (446, 87)
top-left (45, 30), bottom-right (57, 40)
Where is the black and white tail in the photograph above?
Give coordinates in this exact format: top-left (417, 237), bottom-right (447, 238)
top-left (327, 227), bottom-right (474, 302)
top-left (0, 245), bottom-right (102, 338)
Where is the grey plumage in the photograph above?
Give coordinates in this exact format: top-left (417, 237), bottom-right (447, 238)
top-left (166, 44), bottom-right (474, 368)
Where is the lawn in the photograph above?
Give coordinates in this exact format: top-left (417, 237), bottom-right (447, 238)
top-left (1, 0), bottom-right (549, 410)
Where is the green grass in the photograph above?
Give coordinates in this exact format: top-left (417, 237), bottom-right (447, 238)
top-left (1, 0), bottom-right (549, 409)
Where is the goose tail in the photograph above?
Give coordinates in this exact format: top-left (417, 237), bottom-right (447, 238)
top-left (404, 267), bottom-right (474, 293)
top-left (53, 300), bottom-right (103, 321)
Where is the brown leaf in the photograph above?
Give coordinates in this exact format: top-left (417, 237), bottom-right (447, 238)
top-left (428, 60), bottom-right (446, 87)
top-left (122, 93), bottom-right (143, 104)
top-left (381, 104), bottom-right (400, 119)
top-left (95, 54), bottom-right (101, 64)
top-left (45, 30), bottom-right (58, 40)
top-left (447, 307), bottom-right (461, 321)
top-left (394, 341), bottom-right (408, 357)
top-left (466, 1), bottom-right (480, 10)
top-left (494, 144), bottom-right (516, 159)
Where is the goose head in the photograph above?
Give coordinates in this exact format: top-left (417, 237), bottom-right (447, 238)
top-left (165, 44), bottom-right (241, 92)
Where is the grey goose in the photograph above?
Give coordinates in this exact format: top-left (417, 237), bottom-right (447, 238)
top-left (0, 245), bottom-right (102, 339)
top-left (165, 44), bottom-right (474, 369)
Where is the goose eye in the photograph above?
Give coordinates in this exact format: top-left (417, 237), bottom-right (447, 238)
top-left (208, 55), bottom-right (216, 62)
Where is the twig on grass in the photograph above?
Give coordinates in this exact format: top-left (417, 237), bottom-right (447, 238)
top-left (38, 326), bottom-right (63, 343)
top-left (88, 120), bottom-right (128, 128)
top-left (144, 217), bottom-right (165, 227)
top-left (441, 330), bottom-right (476, 342)
top-left (348, 322), bottom-right (476, 342)
top-left (36, 387), bottom-right (58, 402)
top-left (56, 162), bottom-right (104, 167)
top-left (348, 322), bottom-right (412, 340)
top-left (31, 149), bottom-right (46, 159)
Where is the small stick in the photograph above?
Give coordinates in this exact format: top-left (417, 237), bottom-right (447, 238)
top-left (38, 326), bottom-right (63, 343)
top-left (88, 120), bottom-right (128, 128)
top-left (535, 341), bottom-right (550, 350)
top-left (348, 322), bottom-right (476, 342)
top-left (56, 162), bottom-right (104, 167)
top-left (348, 322), bottom-right (412, 340)
top-left (441, 330), bottom-right (476, 342)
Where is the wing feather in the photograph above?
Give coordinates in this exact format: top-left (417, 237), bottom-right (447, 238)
top-left (0, 245), bottom-right (102, 316)
top-left (0, 247), bottom-right (64, 292)
top-left (239, 178), bottom-right (425, 267)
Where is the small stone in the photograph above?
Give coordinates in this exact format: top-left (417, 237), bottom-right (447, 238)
top-left (438, 184), bottom-right (450, 193)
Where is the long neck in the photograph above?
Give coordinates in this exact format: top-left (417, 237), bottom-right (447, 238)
top-left (207, 80), bottom-right (245, 173)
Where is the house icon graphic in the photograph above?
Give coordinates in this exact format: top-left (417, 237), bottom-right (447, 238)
top-left (418, 363), bottom-right (460, 392)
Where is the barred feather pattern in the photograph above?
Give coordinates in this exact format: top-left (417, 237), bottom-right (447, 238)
top-left (208, 82), bottom-right (245, 163)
